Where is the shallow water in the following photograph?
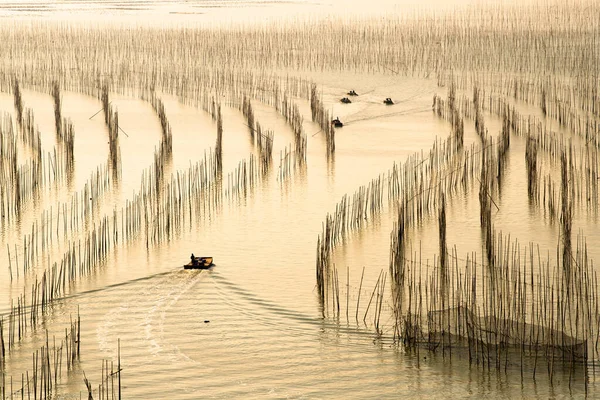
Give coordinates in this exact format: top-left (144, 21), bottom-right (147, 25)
top-left (1, 1), bottom-right (600, 399)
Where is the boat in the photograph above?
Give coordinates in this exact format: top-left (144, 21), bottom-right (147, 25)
top-left (383, 97), bottom-right (394, 105)
top-left (184, 256), bottom-right (214, 269)
top-left (331, 117), bottom-right (343, 127)
top-left (340, 97), bottom-right (352, 104)
top-left (347, 90), bottom-right (358, 96)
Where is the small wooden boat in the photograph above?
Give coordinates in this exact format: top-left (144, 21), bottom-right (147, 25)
top-left (332, 117), bottom-right (343, 128)
top-left (340, 97), bottom-right (352, 104)
top-left (383, 97), bottom-right (394, 105)
top-left (347, 90), bottom-right (358, 96)
top-left (184, 256), bottom-right (214, 269)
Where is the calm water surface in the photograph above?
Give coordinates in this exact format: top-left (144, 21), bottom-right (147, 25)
top-left (0, 1), bottom-right (598, 399)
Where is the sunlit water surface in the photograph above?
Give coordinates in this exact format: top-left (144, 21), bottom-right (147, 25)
top-left (0, 1), bottom-right (598, 399)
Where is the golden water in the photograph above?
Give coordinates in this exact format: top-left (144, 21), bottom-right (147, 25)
top-left (0, 1), bottom-right (599, 398)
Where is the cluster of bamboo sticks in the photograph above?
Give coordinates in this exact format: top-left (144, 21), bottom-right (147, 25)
top-left (0, 313), bottom-right (81, 400)
top-left (142, 89), bottom-right (173, 161)
top-left (52, 81), bottom-right (61, 137)
top-left (215, 100), bottom-right (223, 173)
top-left (310, 84), bottom-right (334, 155)
top-left (239, 96), bottom-right (275, 164)
top-left (436, 79), bottom-right (599, 225)
top-left (277, 145), bottom-right (299, 183)
top-left (2, 316), bottom-right (122, 400)
top-left (225, 154), bottom-right (265, 201)
top-left (100, 83), bottom-right (121, 179)
top-left (478, 142), bottom-right (494, 264)
top-left (242, 95), bottom-right (255, 140)
top-left (240, 91), bottom-right (306, 181)
top-left (389, 204), bottom-right (407, 288)
top-left (323, 265), bottom-right (389, 332)
top-left (391, 231), bottom-right (597, 382)
top-left (1, 4), bottom-right (599, 118)
top-left (560, 151), bottom-right (573, 272)
top-left (317, 72), bottom-right (600, 384)
top-left (254, 122), bottom-right (273, 176)
top-left (1, 4), bottom-right (594, 84)
top-left (12, 78), bottom-right (23, 125)
top-left (5, 148), bottom-right (223, 315)
top-left (278, 92), bottom-right (306, 165)
top-left (525, 134), bottom-right (538, 201)
top-left (237, 93), bottom-right (281, 179)
top-left (393, 83), bottom-right (599, 380)
top-left (461, 74), bottom-right (600, 150)
top-left (6, 163), bottom-right (111, 280)
top-left (433, 86), bottom-right (464, 151)
top-left (6, 216), bottom-right (116, 319)
top-left (462, 88), bottom-right (599, 218)
top-left (52, 82), bottom-right (75, 183)
top-left (138, 149), bottom-right (221, 246)
top-left (0, 112), bottom-right (76, 233)
top-left (85, 354), bottom-right (122, 400)
top-left (318, 127), bottom-right (485, 307)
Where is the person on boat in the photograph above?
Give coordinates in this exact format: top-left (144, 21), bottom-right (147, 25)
top-left (191, 253), bottom-right (198, 265)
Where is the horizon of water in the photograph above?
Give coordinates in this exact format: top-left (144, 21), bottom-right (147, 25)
top-left (0, 0), bottom-right (583, 26)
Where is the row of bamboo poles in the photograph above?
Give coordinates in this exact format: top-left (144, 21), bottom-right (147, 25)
top-left (310, 84), bottom-right (335, 155)
top-left (3, 4), bottom-right (597, 95)
top-left (53, 81), bottom-right (75, 183)
top-left (317, 119), bottom-right (478, 307)
top-left (0, 72), bottom-right (315, 396)
top-left (391, 231), bottom-right (596, 380)
top-left (1, 85), bottom-right (227, 295)
top-left (434, 84), bottom-right (599, 220)
top-left (240, 92), bottom-right (303, 183)
top-left (317, 74), bottom-right (600, 386)
top-left (5, 162), bottom-right (112, 280)
top-left (99, 83), bottom-right (121, 180)
top-left (1, 40), bottom-right (323, 228)
top-left (141, 88), bottom-right (173, 162)
top-left (0, 81), bottom-right (280, 395)
top-left (0, 313), bottom-right (82, 399)
top-left (0, 94), bottom-right (78, 235)
top-left (3, 72), bottom-right (316, 288)
top-left (1, 315), bottom-right (122, 400)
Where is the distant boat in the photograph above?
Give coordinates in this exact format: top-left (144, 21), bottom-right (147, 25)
top-left (383, 98), bottom-right (394, 105)
top-left (184, 256), bottom-right (214, 269)
top-left (331, 117), bottom-right (343, 127)
top-left (347, 90), bottom-right (358, 96)
top-left (340, 97), bottom-right (352, 104)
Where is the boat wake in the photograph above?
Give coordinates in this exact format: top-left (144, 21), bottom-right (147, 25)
top-left (96, 269), bottom-right (208, 364)
top-left (207, 271), bottom-right (389, 342)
